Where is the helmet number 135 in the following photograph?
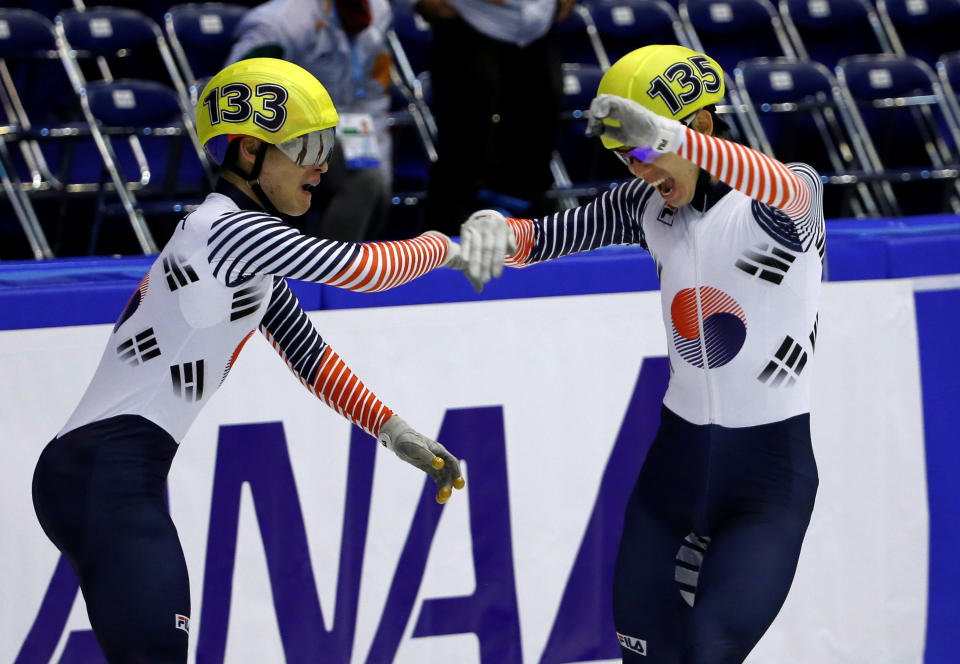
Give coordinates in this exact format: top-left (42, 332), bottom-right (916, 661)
top-left (647, 56), bottom-right (723, 116)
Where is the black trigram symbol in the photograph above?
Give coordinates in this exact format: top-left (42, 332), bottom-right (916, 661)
top-left (171, 360), bottom-right (205, 402)
top-left (116, 328), bottom-right (161, 365)
top-left (757, 336), bottom-right (808, 387)
top-left (735, 243), bottom-right (797, 285)
top-left (163, 255), bottom-right (199, 291)
top-left (230, 282), bottom-right (269, 321)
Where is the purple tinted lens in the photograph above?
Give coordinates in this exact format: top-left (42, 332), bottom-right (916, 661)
top-left (627, 146), bottom-right (659, 163)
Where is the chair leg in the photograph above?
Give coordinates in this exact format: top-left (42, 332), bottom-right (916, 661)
top-left (0, 140), bottom-right (53, 259)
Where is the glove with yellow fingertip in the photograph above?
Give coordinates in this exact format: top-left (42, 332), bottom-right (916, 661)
top-left (377, 414), bottom-right (465, 503)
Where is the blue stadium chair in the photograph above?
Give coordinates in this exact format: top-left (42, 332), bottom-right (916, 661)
top-left (592, 0), bottom-right (694, 62)
top-left (680, 0), bottom-right (797, 74)
top-left (85, 80), bottom-right (183, 128)
top-left (0, 8), bottom-right (96, 258)
top-left (0, 0), bottom-right (72, 21)
top-left (836, 54), bottom-right (960, 214)
top-left (779, 0), bottom-right (896, 69)
top-left (386, 2), bottom-right (438, 179)
top-left (56, 6), bottom-right (215, 252)
top-left (386, 14), bottom-right (439, 213)
top-left (553, 3), bottom-right (611, 68)
top-left (390, 4), bottom-right (432, 78)
top-left (937, 51), bottom-right (960, 149)
top-left (165, 3), bottom-right (248, 103)
top-left (389, 70), bottom-right (437, 195)
top-left (680, 0), bottom-right (798, 145)
top-left (735, 57), bottom-right (887, 217)
top-left (876, 0), bottom-right (960, 67)
top-left (551, 63), bottom-right (627, 190)
top-left (0, 9), bottom-right (67, 189)
top-left (82, 78), bottom-right (200, 252)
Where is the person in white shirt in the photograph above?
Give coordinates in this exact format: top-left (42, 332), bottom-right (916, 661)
top-left (227, 0), bottom-right (393, 240)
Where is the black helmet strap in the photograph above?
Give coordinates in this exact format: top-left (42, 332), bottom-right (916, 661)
top-left (226, 140), bottom-right (284, 218)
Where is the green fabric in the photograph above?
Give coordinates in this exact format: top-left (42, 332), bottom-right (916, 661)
top-left (238, 44), bottom-right (285, 60)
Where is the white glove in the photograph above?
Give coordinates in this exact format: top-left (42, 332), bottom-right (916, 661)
top-left (377, 414), bottom-right (465, 504)
top-left (586, 94), bottom-right (687, 154)
top-left (422, 230), bottom-right (461, 268)
top-left (458, 209), bottom-right (517, 293)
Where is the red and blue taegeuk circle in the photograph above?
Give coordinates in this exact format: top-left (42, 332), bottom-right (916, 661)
top-left (670, 286), bottom-right (747, 368)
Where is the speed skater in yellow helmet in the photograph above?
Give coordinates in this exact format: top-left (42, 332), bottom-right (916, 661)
top-left (196, 58), bottom-right (339, 215)
top-left (596, 45), bottom-right (725, 151)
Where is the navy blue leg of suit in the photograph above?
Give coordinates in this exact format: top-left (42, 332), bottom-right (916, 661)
top-left (32, 415), bottom-right (189, 663)
top-left (613, 408), bottom-right (818, 664)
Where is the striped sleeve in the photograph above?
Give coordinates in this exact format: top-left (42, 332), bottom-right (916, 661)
top-left (207, 210), bottom-right (448, 288)
top-left (506, 178), bottom-right (653, 266)
top-left (678, 129), bottom-right (811, 216)
top-left (677, 128), bottom-right (824, 251)
top-left (259, 277), bottom-right (394, 437)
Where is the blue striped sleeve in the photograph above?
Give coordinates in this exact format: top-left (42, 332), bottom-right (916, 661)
top-left (526, 178), bottom-right (652, 263)
top-left (208, 210), bottom-right (362, 287)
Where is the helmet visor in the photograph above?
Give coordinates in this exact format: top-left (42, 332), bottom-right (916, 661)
top-left (275, 127), bottom-right (336, 167)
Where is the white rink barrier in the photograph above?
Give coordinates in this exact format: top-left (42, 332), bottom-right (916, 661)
top-left (1, 280), bottom-right (932, 663)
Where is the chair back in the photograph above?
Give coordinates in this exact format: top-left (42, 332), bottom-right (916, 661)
top-left (737, 57), bottom-right (886, 216)
top-left (838, 54), bottom-right (960, 213)
top-left (554, 3), bottom-right (610, 68)
top-left (681, 0), bottom-right (796, 73)
top-left (166, 3), bottom-right (247, 83)
top-left (58, 7), bottom-right (159, 55)
top-left (593, 0), bottom-right (692, 62)
top-left (780, 0), bottom-right (893, 69)
top-left (86, 79), bottom-right (183, 127)
top-left (877, 0), bottom-right (960, 66)
top-left (392, 5), bottom-right (432, 76)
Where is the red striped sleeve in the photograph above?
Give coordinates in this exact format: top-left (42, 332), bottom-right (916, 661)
top-left (678, 128), bottom-right (811, 219)
top-left (310, 347), bottom-right (394, 436)
top-left (505, 217), bottom-right (535, 266)
top-left (328, 233), bottom-right (447, 292)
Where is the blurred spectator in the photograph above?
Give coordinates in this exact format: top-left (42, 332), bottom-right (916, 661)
top-left (227, 0), bottom-right (392, 240)
top-left (411, 0), bottom-right (572, 235)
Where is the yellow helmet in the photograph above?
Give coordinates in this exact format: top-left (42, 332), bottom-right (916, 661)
top-left (196, 57), bottom-right (339, 167)
top-left (597, 45), bottom-right (725, 150)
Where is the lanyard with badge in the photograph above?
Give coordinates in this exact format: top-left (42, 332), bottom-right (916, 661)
top-left (330, 3), bottom-right (382, 170)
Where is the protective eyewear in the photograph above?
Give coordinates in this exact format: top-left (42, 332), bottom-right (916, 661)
top-left (276, 127), bottom-right (336, 167)
top-left (612, 113), bottom-right (696, 167)
top-left (614, 146), bottom-right (659, 167)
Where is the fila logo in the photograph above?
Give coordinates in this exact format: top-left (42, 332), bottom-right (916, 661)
top-left (657, 204), bottom-right (676, 226)
top-left (617, 632), bottom-right (648, 656)
top-left (175, 614), bottom-right (189, 633)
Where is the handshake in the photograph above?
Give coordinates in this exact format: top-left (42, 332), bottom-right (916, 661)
top-left (425, 93), bottom-right (689, 292)
top-left (427, 210), bottom-right (518, 293)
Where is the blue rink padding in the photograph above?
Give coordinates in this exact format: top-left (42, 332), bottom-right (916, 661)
top-left (1, 214), bottom-right (958, 330)
top-left (1, 214), bottom-right (959, 663)
top-left (915, 288), bottom-right (960, 664)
